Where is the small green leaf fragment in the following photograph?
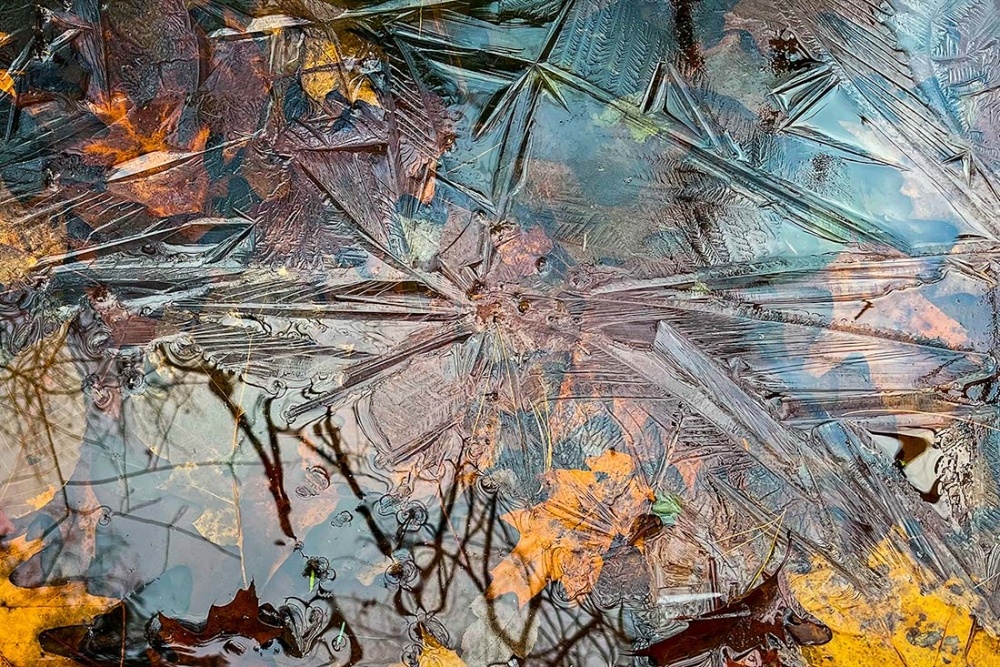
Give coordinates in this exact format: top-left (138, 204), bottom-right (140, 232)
top-left (652, 493), bottom-right (682, 526)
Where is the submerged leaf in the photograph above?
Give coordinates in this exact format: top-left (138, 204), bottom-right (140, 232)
top-left (487, 449), bottom-right (654, 606)
top-left (790, 541), bottom-right (1000, 667)
top-left (0, 323), bottom-right (85, 520)
top-left (636, 563), bottom-right (831, 666)
top-left (459, 594), bottom-right (538, 667)
top-left (418, 627), bottom-right (467, 667)
top-left (148, 583), bottom-right (284, 665)
top-left (0, 537), bottom-right (117, 665)
top-left (651, 493), bottom-right (683, 526)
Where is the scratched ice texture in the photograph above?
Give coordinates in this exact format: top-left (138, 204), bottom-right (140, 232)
top-left (1, 0), bottom-right (1000, 665)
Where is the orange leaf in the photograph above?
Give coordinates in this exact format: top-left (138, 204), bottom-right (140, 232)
top-left (0, 537), bottom-right (117, 665)
top-left (418, 628), bottom-right (467, 667)
top-left (486, 450), bottom-right (654, 606)
top-left (0, 70), bottom-right (15, 99)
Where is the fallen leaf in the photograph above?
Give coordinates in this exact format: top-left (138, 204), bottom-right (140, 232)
top-left (651, 493), bottom-right (683, 526)
top-left (81, 93), bottom-right (178, 166)
top-left (459, 594), bottom-right (538, 667)
top-left (0, 70), bottom-right (14, 99)
top-left (104, 131), bottom-right (211, 217)
top-left (301, 33), bottom-right (380, 107)
top-left (486, 449), bottom-right (654, 606)
top-left (789, 540), bottom-right (1000, 667)
top-left (11, 484), bottom-right (105, 587)
top-left (0, 536), bottom-right (117, 665)
top-left (148, 583), bottom-right (284, 665)
top-left (0, 323), bottom-right (86, 520)
top-left (634, 563), bottom-right (831, 666)
top-left (419, 627), bottom-right (467, 667)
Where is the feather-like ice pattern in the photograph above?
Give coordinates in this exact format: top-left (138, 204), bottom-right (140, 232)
top-left (4, 0), bottom-right (1000, 664)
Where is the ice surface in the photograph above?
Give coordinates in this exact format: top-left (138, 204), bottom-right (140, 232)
top-left (1, 0), bottom-right (1000, 665)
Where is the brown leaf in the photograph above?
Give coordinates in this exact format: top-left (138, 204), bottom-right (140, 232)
top-left (149, 583), bottom-right (283, 665)
top-left (634, 565), bottom-right (831, 666)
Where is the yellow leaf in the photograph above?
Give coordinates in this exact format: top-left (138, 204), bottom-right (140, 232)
top-left (419, 628), bottom-right (467, 667)
top-left (301, 35), bottom-right (380, 107)
top-left (0, 537), bottom-right (118, 665)
top-left (0, 70), bottom-right (15, 98)
top-left (789, 540), bottom-right (1000, 666)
